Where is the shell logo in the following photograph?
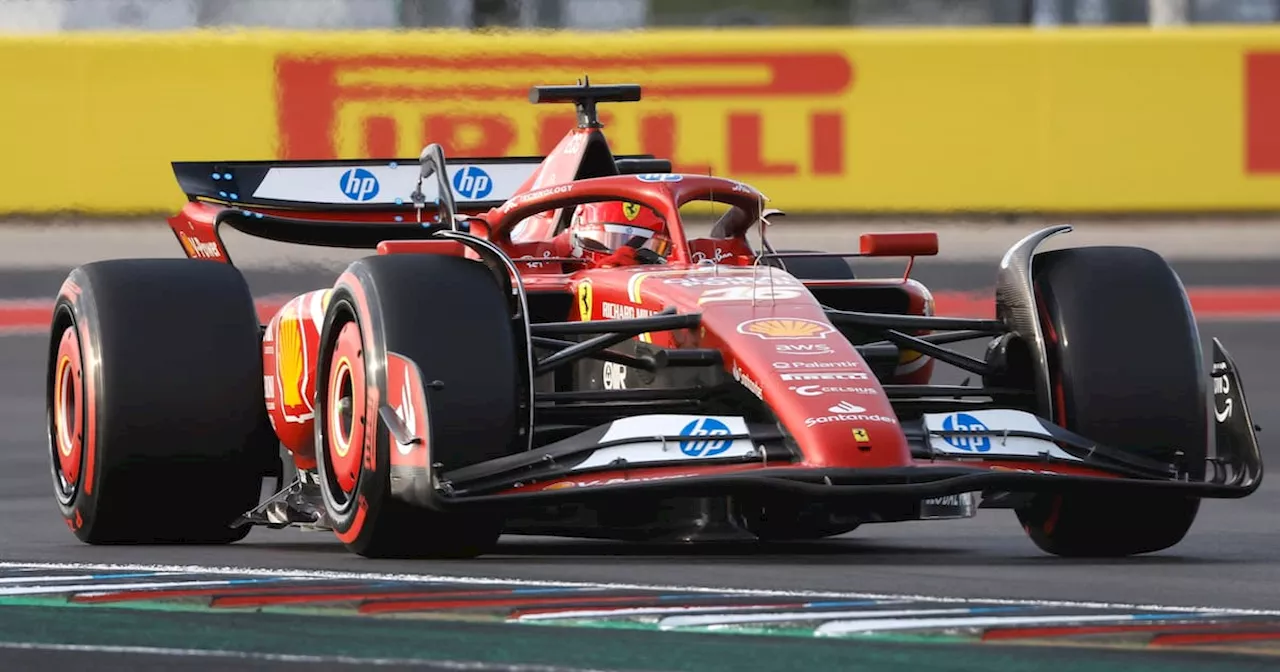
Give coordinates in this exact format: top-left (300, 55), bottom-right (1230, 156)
top-left (277, 306), bottom-right (312, 419)
top-left (543, 481), bottom-right (578, 491)
top-left (275, 290), bottom-right (333, 423)
top-left (736, 318), bottom-right (835, 340)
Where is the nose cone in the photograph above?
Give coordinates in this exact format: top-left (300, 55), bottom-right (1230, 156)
top-left (623, 266), bottom-right (911, 468)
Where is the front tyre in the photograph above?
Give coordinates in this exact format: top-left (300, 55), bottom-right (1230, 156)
top-left (314, 254), bottom-right (520, 558)
top-left (1015, 247), bottom-right (1206, 557)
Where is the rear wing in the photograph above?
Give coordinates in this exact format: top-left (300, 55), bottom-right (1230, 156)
top-left (172, 154), bottom-right (668, 213)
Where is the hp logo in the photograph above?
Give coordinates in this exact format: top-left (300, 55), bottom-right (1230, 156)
top-left (452, 166), bottom-right (493, 199)
top-left (941, 413), bottom-right (991, 452)
top-left (339, 168), bottom-right (379, 202)
top-left (679, 418), bottom-right (732, 457)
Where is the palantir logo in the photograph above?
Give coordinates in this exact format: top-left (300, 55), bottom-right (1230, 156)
top-left (941, 412), bottom-right (991, 452)
top-left (453, 166), bottom-right (493, 199)
top-left (679, 418), bottom-right (732, 457)
top-left (339, 168), bottom-right (380, 201)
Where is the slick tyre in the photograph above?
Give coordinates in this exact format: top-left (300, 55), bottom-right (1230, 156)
top-left (765, 249), bottom-right (856, 280)
top-left (48, 260), bottom-right (277, 544)
top-left (315, 254), bottom-right (519, 559)
top-left (1015, 247), bottom-right (1206, 557)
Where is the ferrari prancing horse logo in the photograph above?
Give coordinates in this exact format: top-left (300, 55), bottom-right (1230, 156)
top-left (577, 280), bottom-right (593, 321)
top-left (622, 202), bottom-right (641, 220)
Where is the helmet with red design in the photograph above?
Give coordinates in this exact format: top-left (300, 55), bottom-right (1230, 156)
top-left (569, 201), bottom-right (671, 265)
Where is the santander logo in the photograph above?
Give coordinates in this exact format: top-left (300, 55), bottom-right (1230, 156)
top-left (828, 401), bottom-right (865, 414)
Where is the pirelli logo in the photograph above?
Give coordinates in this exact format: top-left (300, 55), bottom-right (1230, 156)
top-left (275, 52), bottom-right (854, 177)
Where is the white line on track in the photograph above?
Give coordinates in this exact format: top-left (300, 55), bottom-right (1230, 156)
top-left (815, 613), bottom-right (1197, 636)
top-left (0, 641), bottom-right (618, 671)
top-left (0, 560), bottom-right (1275, 617)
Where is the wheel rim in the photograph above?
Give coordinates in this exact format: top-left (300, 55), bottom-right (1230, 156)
top-left (51, 326), bottom-right (84, 501)
top-left (324, 321), bottom-right (365, 506)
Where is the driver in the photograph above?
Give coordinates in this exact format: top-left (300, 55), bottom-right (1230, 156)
top-left (568, 201), bottom-right (671, 267)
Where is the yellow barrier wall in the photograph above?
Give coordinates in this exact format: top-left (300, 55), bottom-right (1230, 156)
top-left (4, 28), bottom-right (1280, 214)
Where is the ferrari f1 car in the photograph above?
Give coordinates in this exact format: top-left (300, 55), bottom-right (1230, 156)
top-left (47, 81), bottom-right (1262, 559)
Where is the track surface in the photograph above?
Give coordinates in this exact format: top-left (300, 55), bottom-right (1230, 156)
top-left (4, 262), bottom-right (1280, 613)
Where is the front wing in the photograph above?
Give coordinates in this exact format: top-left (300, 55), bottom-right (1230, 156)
top-left (386, 339), bottom-right (1261, 514)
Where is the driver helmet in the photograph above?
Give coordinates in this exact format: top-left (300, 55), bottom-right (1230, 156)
top-left (569, 201), bottom-right (671, 261)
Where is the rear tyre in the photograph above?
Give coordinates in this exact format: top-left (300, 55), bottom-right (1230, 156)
top-left (315, 254), bottom-right (520, 558)
top-left (48, 260), bottom-right (277, 544)
top-left (765, 249), bottom-right (856, 280)
top-left (1014, 247), bottom-right (1206, 557)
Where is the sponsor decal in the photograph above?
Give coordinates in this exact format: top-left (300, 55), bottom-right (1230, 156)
top-left (789, 384), bottom-right (879, 397)
top-left (636, 174), bottom-right (683, 182)
top-left (542, 474), bottom-right (694, 490)
top-left (518, 250), bottom-right (554, 268)
top-left (602, 302), bottom-right (655, 320)
top-left (852, 427), bottom-right (870, 442)
top-left (737, 318), bottom-right (835, 341)
top-left (664, 275), bottom-right (800, 288)
top-left (276, 52), bottom-right (850, 178)
top-left (501, 183), bottom-right (574, 213)
top-left (178, 232), bottom-right (222, 260)
top-left (771, 360), bottom-right (860, 370)
top-left (924, 410), bottom-right (1082, 462)
top-left (277, 309), bottom-right (314, 422)
top-left (603, 361), bottom-right (627, 390)
top-left (452, 165), bottom-right (493, 199)
top-left (697, 286), bottom-right (804, 304)
top-left (731, 364), bottom-right (763, 400)
top-left (779, 371), bottom-right (868, 381)
top-left (679, 417), bottom-right (734, 457)
top-left (804, 402), bottom-right (898, 428)
top-left (775, 343), bottom-right (833, 356)
top-left (940, 412), bottom-right (991, 452)
top-left (622, 202), bottom-right (642, 220)
top-left (339, 167), bottom-right (380, 201)
top-left (392, 374), bottom-right (417, 455)
top-left (577, 415), bottom-right (755, 470)
top-left (732, 181), bottom-right (752, 193)
top-left (1213, 367), bottom-right (1233, 423)
top-left (691, 248), bottom-right (736, 264)
top-left (577, 279), bottom-right (593, 321)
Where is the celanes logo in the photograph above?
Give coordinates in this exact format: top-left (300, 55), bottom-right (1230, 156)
top-left (789, 385), bottom-right (878, 397)
top-left (340, 168), bottom-right (379, 201)
top-left (453, 166), bottom-right (493, 199)
top-left (737, 318), bottom-right (835, 341)
top-left (679, 417), bottom-right (733, 457)
top-left (941, 412), bottom-right (991, 452)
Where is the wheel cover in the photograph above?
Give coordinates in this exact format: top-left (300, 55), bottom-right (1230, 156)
top-left (51, 326), bottom-right (84, 498)
top-left (325, 321), bottom-right (365, 498)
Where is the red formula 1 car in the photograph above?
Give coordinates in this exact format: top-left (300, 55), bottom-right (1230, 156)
top-left (47, 82), bottom-right (1262, 558)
